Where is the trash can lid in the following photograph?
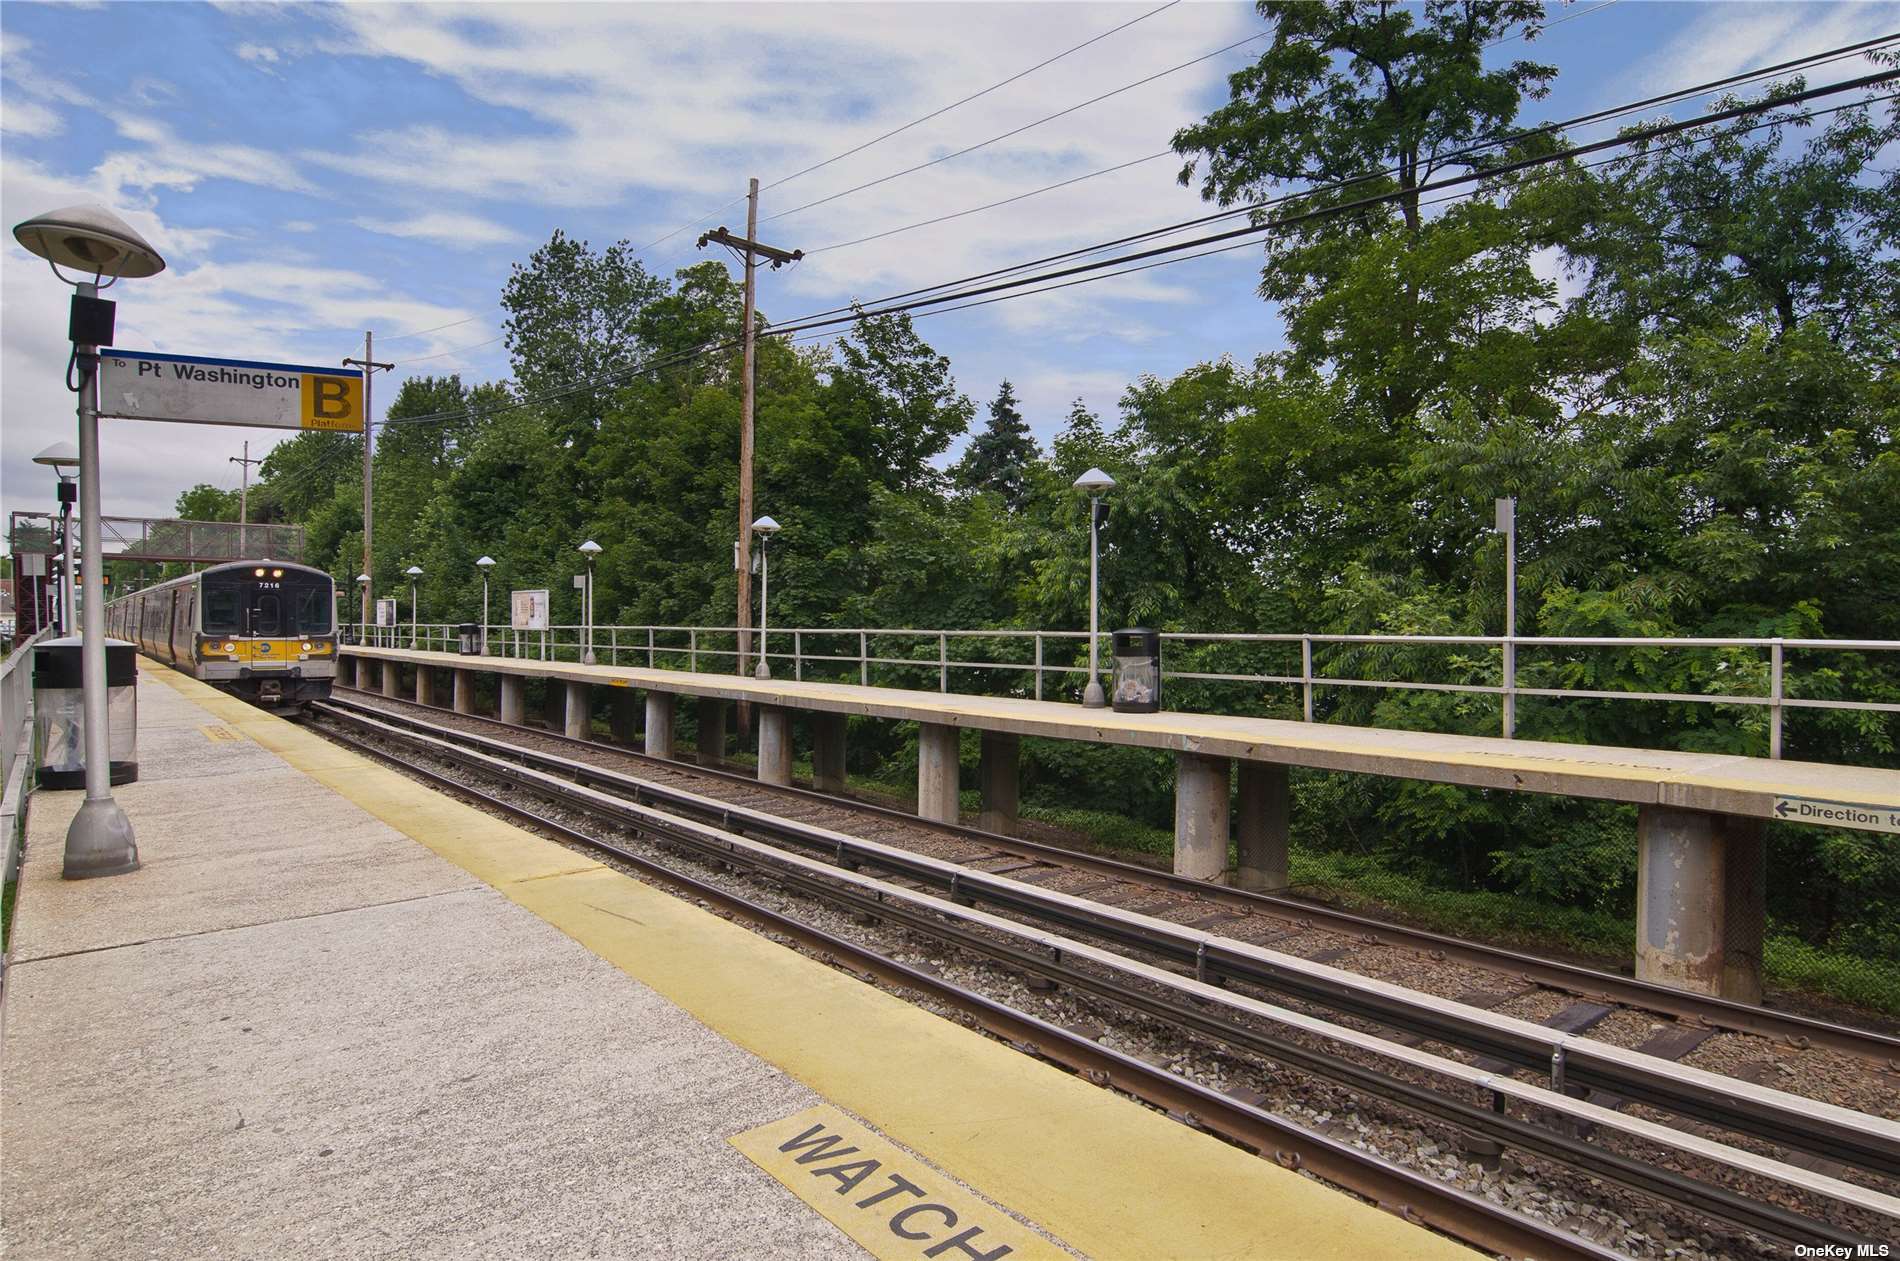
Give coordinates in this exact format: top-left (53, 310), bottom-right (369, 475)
top-left (34, 637), bottom-right (137, 688)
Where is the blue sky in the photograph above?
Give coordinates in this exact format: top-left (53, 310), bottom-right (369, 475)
top-left (4, 0), bottom-right (1897, 524)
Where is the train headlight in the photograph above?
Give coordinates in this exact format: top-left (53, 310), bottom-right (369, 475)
top-left (253, 568), bottom-right (266, 577)
top-left (301, 642), bottom-right (313, 652)
top-left (222, 642), bottom-right (237, 653)
top-left (272, 569), bottom-right (284, 578)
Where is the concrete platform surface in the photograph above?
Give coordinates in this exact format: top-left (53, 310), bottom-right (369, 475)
top-left (3, 664), bottom-right (1474, 1261)
top-left (344, 645), bottom-right (1900, 828)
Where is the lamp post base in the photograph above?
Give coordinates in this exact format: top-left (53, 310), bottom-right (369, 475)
top-left (582, 652), bottom-right (598, 666)
top-left (754, 660), bottom-right (771, 680)
top-left (63, 796), bottom-right (140, 880)
top-left (1082, 679), bottom-right (1107, 708)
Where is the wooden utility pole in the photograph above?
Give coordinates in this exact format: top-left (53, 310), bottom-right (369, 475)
top-left (699, 181), bottom-right (802, 676)
top-left (228, 440), bottom-right (263, 556)
top-left (343, 332), bottom-right (393, 626)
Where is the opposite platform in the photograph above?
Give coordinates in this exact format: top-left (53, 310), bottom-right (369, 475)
top-left (2, 662), bottom-right (1473, 1260)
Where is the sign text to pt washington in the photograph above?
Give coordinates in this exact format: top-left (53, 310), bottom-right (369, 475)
top-left (97, 350), bottom-right (365, 432)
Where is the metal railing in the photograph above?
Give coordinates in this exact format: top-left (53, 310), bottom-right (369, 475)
top-left (345, 620), bottom-right (1900, 760)
top-left (2, 628), bottom-right (52, 883)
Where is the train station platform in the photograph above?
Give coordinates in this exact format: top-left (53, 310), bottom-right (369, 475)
top-left (0, 662), bottom-right (1470, 1260)
top-left (344, 643), bottom-right (1900, 1004)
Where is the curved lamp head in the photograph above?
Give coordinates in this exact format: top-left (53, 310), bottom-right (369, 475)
top-left (475, 555), bottom-right (496, 570)
top-left (578, 539), bottom-right (602, 558)
top-left (356, 573), bottom-right (371, 585)
top-left (404, 565), bottom-right (423, 578)
top-left (1072, 467), bottom-right (1115, 495)
top-left (33, 441), bottom-right (81, 471)
top-left (751, 515), bottom-right (780, 537)
top-left (13, 205), bottom-right (166, 279)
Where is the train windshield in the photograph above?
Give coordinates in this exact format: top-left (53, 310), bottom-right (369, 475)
top-left (199, 569), bottom-right (334, 636)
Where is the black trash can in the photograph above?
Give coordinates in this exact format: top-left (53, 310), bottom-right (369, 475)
top-left (456, 623), bottom-right (480, 655)
top-left (34, 637), bottom-right (139, 788)
top-left (1110, 628), bottom-right (1162, 713)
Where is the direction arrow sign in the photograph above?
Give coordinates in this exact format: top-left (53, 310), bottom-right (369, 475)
top-left (1773, 795), bottom-right (1900, 835)
top-left (97, 350), bottom-right (365, 432)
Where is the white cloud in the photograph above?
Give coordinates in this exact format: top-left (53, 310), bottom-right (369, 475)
top-left (1, 98), bottom-right (62, 138)
top-left (282, 219), bottom-right (317, 233)
top-left (305, 2), bottom-right (1261, 341)
top-left (236, 42), bottom-right (280, 64)
top-left (354, 210), bottom-right (526, 249)
top-left (1626, 2), bottom-right (1900, 96)
top-left (96, 114), bottom-right (313, 200)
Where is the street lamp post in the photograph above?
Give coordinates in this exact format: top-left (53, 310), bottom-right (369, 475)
top-left (356, 573), bottom-right (371, 645)
top-left (578, 540), bottom-right (601, 665)
top-left (750, 516), bottom-right (779, 679)
top-left (405, 565), bottom-right (423, 648)
top-left (476, 556), bottom-right (495, 656)
top-left (13, 203), bottom-right (166, 879)
top-left (33, 442), bottom-right (80, 634)
top-left (1073, 468), bottom-right (1115, 707)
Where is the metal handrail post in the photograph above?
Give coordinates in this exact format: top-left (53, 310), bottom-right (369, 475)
top-left (794, 630), bottom-right (803, 681)
top-left (860, 632), bottom-right (869, 687)
top-left (609, 626), bottom-right (617, 667)
top-left (1302, 636), bottom-right (1314, 722)
top-left (939, 632), bottom-right (948, 693)
top-left (1770, 640), bottom-right (1784, 760)
top-left (1504, 634), bottom-right (1517, 739)
top-left (647, 627), bottom-right (656, 668)
top-left (689, 629), bottom-right (698, 673)
top-left (1035, 633), bottom-right (1044, 701)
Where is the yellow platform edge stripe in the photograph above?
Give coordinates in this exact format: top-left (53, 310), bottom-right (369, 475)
top-left (143, 664), bottom-right (1473, 1261)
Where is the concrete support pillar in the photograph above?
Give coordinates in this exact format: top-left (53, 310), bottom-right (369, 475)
top-left (564, 681), bottom-right (591, 741)
top-left (611, 689), bottom-right (639, 744)
top-left (757, 706), bottom-right (792, 786)
top-left (697, 696), bottom-right (727, 766)
top-left (917, 722), bottom-right (960, 824)
top-left (978, 732), bottom-right (1020, 836)
top-left (415, 666), bottom-right (435, 708)
top-left (645, 692), bottom-right (676, 760)
top-left (499, 675), bottom-right (526, 726)
top-left (1636, 807), bottom-right (1765, 1002)
top-left (381, 660), bottom-right (400, 699)
top-left (1235, 761), bottom-right (1290, 893)
top-left (1173, 752), bottom-right (1231, 882)
top-left (811, 713), bottom-right (848, 795)
top-left (452, 668), bottom-right (474, 714)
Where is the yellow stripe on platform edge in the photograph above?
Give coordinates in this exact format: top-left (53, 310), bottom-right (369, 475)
top-left (142, 662), bottom-right (1476, 1261)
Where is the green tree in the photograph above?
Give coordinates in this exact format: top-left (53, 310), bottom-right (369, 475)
top-left (954, 380), bottom-right (1040, 509)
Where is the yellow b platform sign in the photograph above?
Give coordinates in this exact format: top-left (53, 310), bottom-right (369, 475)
top-left (98, 350), bottom-right (365, 432)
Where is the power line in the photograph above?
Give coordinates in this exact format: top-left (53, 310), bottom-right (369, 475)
top-left (630, 1), bottom-right (1182, 257)
top-left (374, 314), bottom-right (484, 344)
top-left (370, 69), bottom-right (1895, 435)
top-left (790, 32), bottom-right (1900, 315)
top-left (393, 333), bottom-right (508, 366)
top-left (760, 30), bottom-right (1273, 225)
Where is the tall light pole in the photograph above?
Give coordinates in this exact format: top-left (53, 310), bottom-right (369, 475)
top-left (751, 516), bottom-right (779, 680)
top-left (33, 442), bottom-right (80, 634)
top-left (476, 555), bottom-right (495, 656)
top-left (13, 203), bottom-right (166, 878)
top-left (578, 540), bottom-right (601, 665)
top-left (1073, 468), bottom-right (1115, 708)
top-left (405, 565), bottom-right (423, 648)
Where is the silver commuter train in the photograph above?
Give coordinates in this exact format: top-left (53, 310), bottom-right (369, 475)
top-left (107, 559), bottom-right (338, 706)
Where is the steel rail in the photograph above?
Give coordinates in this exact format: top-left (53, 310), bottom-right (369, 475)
top-left (309, 712), bottom-right (1878, 1258)
top-left (327, 686), bottom-right (1900, 1064)
top-left (305, 714), bottom-right (1616, 1261)
top-left (311, 698), bottom-right (1900, 1187)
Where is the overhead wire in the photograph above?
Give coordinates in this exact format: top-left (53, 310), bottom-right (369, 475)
top-left (631, 0), bottom-right (1182, 255)
top-left (369, 68), bottom-right (1895, 436)
top-left (791, 31), bottom-right (1900, 308)
top-left (759, 29), bottom-right (1273, 224)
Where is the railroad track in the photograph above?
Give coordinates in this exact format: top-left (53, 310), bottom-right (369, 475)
top-left (307, 694), bottom-right (1900, 1258)
top-left (328, 686), bottom-right (1900, 1066)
